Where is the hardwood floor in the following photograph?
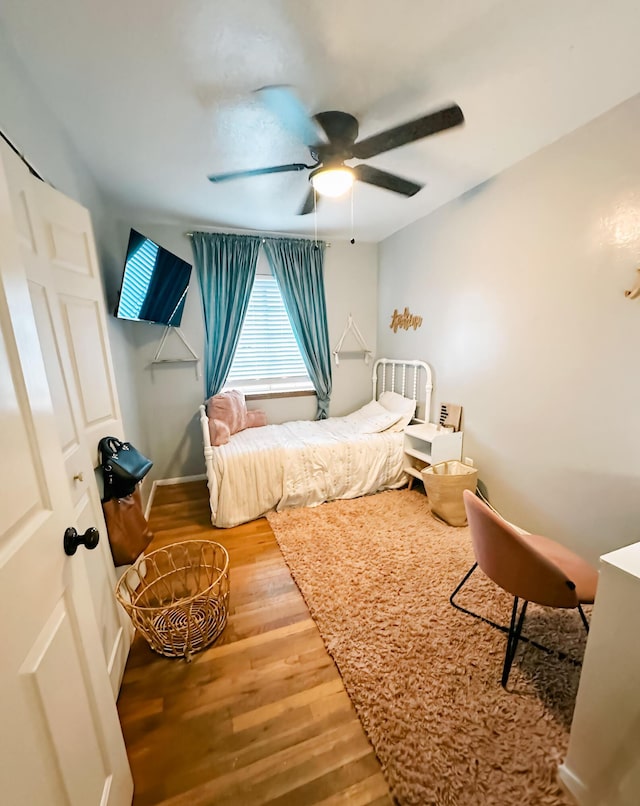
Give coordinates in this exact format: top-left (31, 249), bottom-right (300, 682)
top-left (117, 481), bottom-right (392, 805)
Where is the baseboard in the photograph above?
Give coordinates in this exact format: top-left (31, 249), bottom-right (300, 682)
top-left (155, 474), bottom-right (207, 486)
top-left (144, 480), bottom-right (158, 520)
top-left (558, 763), bottom-right (588, 804)
top-left (144, 474), bottom-right (207, 520)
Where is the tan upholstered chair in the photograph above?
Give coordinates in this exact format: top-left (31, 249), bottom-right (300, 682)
top-left (453, 490), bottom-right (598, 688)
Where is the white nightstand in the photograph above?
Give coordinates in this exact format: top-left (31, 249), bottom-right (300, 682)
top-left (403, 422), bottom-right (463, 488)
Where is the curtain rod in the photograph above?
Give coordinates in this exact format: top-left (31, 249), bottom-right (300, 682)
top-left (184, 231), bottom-right (331, 246)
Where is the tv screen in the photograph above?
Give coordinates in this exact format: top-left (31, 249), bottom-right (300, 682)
top-left (115, 229), bottom-right (192, 326)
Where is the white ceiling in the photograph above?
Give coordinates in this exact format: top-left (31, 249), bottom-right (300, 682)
top-left (2, 0), bottom-right (640, 241)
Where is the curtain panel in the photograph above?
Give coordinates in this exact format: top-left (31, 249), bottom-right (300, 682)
top-left (263, 237), bottom-right (332, 419)
top-left (192, 232), bottom-right (260, 398)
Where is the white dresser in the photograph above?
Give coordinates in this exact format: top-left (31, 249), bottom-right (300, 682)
top-left (559, 541), bottom-right (640, 805)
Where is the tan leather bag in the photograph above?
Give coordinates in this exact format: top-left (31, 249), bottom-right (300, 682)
top-left (102, 487), bottom-right (153, 566)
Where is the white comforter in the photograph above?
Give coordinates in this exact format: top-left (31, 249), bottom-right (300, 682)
top-left (205, 416), bottom-right (406, 528)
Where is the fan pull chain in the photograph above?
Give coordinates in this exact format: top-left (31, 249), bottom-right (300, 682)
top-left (314, 190), bottom-right (318, 247)
top-left (350, 183), bottom-right (355, 244)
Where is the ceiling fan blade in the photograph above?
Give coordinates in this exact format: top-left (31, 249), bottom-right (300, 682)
top-left (298, 187), bottom-right (318, 215)
top-left (256, 85), bottom-right (327, 146)
top-left (353, 164), bottom-right (423, 197)
top-left (208, 163), bottom-right (309, 183)
top-left (352, 104), bottom-right (464, 159)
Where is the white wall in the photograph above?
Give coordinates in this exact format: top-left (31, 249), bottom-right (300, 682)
top-left (1, 20), bottom-right (378, 485)
top-left (0, 27), bottom-right (144, 455)
top-left (378, 94), bottom-right (640, 563)
top-left (106, 216), bottom-right (378, 482)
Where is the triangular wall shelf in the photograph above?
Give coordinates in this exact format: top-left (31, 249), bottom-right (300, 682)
top-left (151, 327), bottom-right (200, 378)
top-left (332, 314), bottom-right (372, 366)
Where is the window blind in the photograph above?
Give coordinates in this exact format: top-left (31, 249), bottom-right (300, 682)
top-left (226, 275), bottom-right (312, 393)
top-left (118, 240), bottom-right (158, 319)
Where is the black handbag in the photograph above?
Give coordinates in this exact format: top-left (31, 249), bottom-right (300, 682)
top-left (99, 437), bottom-right (153, 499)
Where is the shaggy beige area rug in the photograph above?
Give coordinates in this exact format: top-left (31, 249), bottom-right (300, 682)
top-left (267, 489), bottom-right (587, 806)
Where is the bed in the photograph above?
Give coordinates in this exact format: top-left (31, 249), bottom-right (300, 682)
top-left (199, 358), bottom-right (433, 527)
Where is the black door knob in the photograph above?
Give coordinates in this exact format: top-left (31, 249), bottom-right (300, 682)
top-left (64, 526), bottom-right (100, 556)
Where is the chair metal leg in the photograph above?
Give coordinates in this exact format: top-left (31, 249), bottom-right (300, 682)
top-left (449, 566), bottom-right (585, 675)
top-left (451, 562), bottom-right (525, 637)
top-left (450, 562), bottom-right (514, 636)
top-left (449, 562), bottom-right (479, 610)
top-left (502, 597), bottom-right (528, 688)
top-left (577, 603), bottom-right (590, 633)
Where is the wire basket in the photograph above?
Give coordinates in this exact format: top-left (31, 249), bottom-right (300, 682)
top-left (115, 540), bottom-right (230, 661)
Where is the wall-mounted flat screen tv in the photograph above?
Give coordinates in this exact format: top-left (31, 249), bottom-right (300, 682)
top-left (115, 229), bottom-right (192, 326)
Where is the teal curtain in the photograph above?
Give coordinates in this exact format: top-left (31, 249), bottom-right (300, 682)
top-left (263, 237), bottom-right (332, 418)
top-left (192, 232), bottom-right (260, 398)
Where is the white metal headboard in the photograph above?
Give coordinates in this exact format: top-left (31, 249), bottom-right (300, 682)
top-left (372, 358), bottom-right (433, 424)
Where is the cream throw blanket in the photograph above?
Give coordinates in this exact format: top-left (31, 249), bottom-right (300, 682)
top-left (205, 416), bottom-right (406, 527)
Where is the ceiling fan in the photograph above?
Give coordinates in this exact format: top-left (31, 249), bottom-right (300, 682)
top-left (207, 86), bottom-right (464, 215)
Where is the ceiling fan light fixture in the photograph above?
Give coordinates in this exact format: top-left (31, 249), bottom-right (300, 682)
top-left (206, 87), bottom-right (464, 215)
top-left (310, 166), bottom-right (354, 197)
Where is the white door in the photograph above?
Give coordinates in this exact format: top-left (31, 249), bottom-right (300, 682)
top-left (0, 151), bottom-right (133, 803)
top-left (1, 141), bottom-right (131, 693)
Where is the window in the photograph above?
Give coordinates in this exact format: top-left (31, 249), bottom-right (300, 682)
top-left (225, 271), bottom-right (313, 395)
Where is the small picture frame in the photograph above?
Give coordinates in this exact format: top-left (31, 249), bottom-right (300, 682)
top-left (439, 403), bottom-right (462, 432)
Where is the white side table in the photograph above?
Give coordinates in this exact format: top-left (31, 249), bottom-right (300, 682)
top-left (403, 423), bottom-right (463, 488)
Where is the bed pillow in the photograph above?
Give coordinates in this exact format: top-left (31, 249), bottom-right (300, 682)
top-left (377, 390), bottom-right (416, 431)
top-left (344, 399), bottom-right (404, 433)
top-left (206, 389), bottom-right (247, 436)
top-left (246, 409), bottom-right (268, 428)
top-left (205, 390), bottom-right (268, 446)
top-left (208, 418), bottom-right (231, 447)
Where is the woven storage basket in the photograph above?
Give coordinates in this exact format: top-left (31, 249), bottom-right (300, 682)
top-left (115, 540), bottom-right (229, 661)
top-left (421, 460), bottom-right (478, 526)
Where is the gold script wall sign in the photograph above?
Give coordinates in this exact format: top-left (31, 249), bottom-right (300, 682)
top-left (390, 307), bottom-right (423, 333)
